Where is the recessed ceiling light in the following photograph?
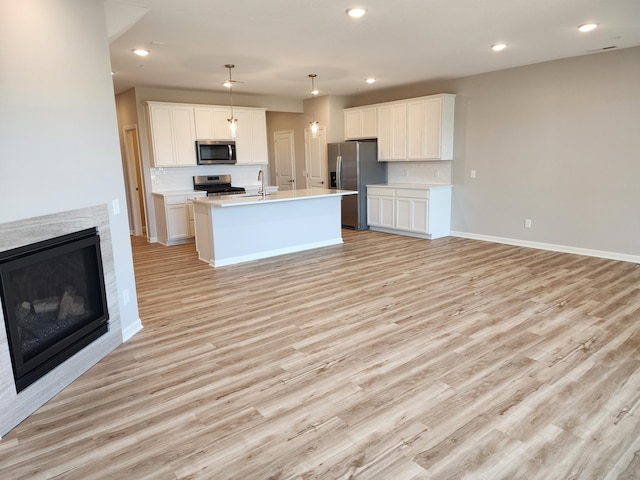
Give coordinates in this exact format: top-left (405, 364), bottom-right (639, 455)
top-left (578, 23), bottom-right (598, 33)
top-left (132, 48), bottom-right (149, 57)
top-left (346, 8), bottom-right (366, 18)
top-left (366, 78), bottom-right (376, 84)
top-left (491, 43), bottom-right (508, 52)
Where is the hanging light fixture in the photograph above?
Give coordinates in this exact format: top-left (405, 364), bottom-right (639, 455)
top-left (225, 64), bottom-right (238, 139)
top-left (309, 74), bottom-right (319, 138)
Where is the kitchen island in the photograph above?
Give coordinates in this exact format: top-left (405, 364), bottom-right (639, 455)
top-left (192, 188), bottom-right (357, 267)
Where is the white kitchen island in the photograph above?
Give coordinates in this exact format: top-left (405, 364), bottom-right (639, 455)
top-left (192, 188), bottom-right (357, 267)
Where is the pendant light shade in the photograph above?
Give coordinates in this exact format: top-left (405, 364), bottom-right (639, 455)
top-left (309, 74), bottom-right (319, 139)
top-left (225, 64), bottom-right (237, 139)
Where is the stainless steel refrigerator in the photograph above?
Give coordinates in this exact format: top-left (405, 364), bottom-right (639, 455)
top-left (328, 141), bottom-right (387, 230)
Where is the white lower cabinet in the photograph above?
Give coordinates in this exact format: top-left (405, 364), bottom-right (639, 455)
top-left (367, 187), bottom-right (395, 229)
top-left (366, 184), bottom-right (452, 239)
top-left (153, 191), bottom-right (207, 245)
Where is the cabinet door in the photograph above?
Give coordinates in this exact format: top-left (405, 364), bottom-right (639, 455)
top-left (410, 199), bottom-right (429, 233)
top-left (407, 99), bottom-right (428, 160)
top-left (395, 198), bottom-right (412, 231)
top-left (377, 103), bottom-right (406, 161)
top-left (149, 104), bottom-right (176, 167)
top-left (172, 106), bottom-right (196, 165)
top-left (361, 108), bottom-right (377, 138)
top-left (424, 98), bottom-right (442, 159)
top-left (166, 204), bottom-right (189, 240)
top-left (194, 106), bottom-right (215, 139)
top-left (367, 195), bottom-right (382, 226)
top-left (234, 108), bottom-right (268, 164)
top-left (345, 110), bottom-right (362, 140)
top-left (380, 197), bottom-right (395, 228)
top-left (344, 107), bottom-right (377, 139)
top-left (148, 103), bottom-right (196, 166)
top-left (396, 188), bottom-right (430, 233)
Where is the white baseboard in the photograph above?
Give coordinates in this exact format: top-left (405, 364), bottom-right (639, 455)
top-left (450, 231), bottom-right (640, 264)
top-left (121, 318), bottom-right (143, 342)
top-left (211, 238), bottom-right (344, 268)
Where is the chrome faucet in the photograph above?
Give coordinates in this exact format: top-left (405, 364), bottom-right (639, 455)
top-left (257, 169), bottom-right (265, 198)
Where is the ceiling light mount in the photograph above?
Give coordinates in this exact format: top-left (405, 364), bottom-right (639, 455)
top-left (491, 43), bottom-right (508, 52)
top-left (132, 48), bottom-right (149, 57)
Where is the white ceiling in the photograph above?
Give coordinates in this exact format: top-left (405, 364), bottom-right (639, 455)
top-left (107, 0), bottom-right (640, 99)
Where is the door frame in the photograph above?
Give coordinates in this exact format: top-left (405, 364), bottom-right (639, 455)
top-left (122, 125), bottom-right (147, 236)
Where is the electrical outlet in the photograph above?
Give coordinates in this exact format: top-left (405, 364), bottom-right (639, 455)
top-left (403, 169), bottom-right (409, 177)
top-left (524, 219), bottom-right (532, 228)
top-left (112, 199), bottom-right (120, 216)
top-left (123, 289), bottom-right (130, 305)
top-left (470, 170), bottom-right (476, 179)
top-left (434, 169), bottom-right (440, 178)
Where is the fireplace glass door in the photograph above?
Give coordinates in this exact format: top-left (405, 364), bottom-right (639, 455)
top-left (0, 228), bottom-right (109, 392)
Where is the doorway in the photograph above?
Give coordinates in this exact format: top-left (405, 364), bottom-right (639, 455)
top-left (274, 130), bottom-right (295, 191)
top-left (304, 126), bottom-right (327, 188)
top-left (123, 126), bottom-right (146, 236)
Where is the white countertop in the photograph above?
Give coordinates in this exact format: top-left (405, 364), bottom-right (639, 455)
top-left (367, 183), bottom-right (453, 189)
top-left (152, 190), bottom-right (207, 197)
top-left (192, 188), bottom-right (357, 207)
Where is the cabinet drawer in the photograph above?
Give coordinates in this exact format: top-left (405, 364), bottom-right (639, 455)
top-left (165, 195), bottom-right (187, 205)
top-left (396, 188), bottom-right (429, 199)
top-left (367, 187), bottom-right (395, 196)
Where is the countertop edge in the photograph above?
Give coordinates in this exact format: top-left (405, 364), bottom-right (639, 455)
top-left (193, 189), bottom-right (357, 207)
top-left (366, 183), bottom-right (453, 189)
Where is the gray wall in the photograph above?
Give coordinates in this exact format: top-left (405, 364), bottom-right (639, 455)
top-left (0, 0), bottom-right (142, 339)
top-left (347, 47), bottom-right (640, 258)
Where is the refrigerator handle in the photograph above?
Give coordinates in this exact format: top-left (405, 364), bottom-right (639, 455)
top-left (336, 155), bottom-right (342, 190)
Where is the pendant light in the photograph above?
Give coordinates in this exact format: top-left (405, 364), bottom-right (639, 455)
top-left (225, 64), bottom-right (238, 139)
top-left (309, 74), bottom-right (319, 138)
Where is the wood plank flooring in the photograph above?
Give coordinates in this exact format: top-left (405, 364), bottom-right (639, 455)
top-left (1, 230), bottom-right (639, 479)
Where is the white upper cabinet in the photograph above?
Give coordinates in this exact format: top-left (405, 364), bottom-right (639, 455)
top-left (147, 102), bottom-right (269, 167)
top-left (233, 107), bottom-right (268, 165)
top-left (148, 102), bottom-right (197, 167)
top-left (343, 94), bottom-right (455, 162)
top-left (407, 95), bottom-right (455, 160)
top-left (344, 106), bottom-right (377, 140)
top-left (377, 102), bottom-right (407, 161)
top-left (193, 106), bottom-right (234, 140)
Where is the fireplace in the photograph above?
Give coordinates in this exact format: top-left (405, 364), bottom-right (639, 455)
top-left (0, 228), bottom-right (109, 393)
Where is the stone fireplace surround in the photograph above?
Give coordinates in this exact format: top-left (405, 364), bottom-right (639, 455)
top-left (0, 205), bottom-right (122, 438)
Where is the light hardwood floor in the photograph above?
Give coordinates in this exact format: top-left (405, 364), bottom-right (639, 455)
top-left (1, 230), bottom-right (640, 479)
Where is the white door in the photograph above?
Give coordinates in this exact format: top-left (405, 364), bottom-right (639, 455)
top-left (274, 130), bottom-right (295, 191)
top-left (304, 126), bottom-right (327, 188)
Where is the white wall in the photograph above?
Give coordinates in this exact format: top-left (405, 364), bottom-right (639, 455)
top-left (0, 0), bottom-right (142, 340)
top-left (347, 47), bottom-right (640, 259)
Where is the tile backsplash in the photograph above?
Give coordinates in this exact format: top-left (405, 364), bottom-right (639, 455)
top-left (151, 164), bottom-right (266, 192)
top-left (386, 161), bottom-right (451, 184)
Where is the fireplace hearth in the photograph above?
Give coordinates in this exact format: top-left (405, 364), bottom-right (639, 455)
top-left (0, 228), bottom-right (109, 392)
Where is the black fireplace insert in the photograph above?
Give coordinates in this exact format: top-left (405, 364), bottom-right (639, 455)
top-left (0, 228), bottom-right (109, 392)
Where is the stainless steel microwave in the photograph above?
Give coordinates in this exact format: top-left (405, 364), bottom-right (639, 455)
top-left (196, 140), bottom-right (237, 165)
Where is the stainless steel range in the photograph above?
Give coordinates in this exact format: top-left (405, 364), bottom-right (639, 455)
top-left (193, 175), bottom-right (246, 196)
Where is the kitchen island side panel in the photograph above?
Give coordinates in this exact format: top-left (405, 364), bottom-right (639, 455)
top-left (199, 195), bottom-right (345, 267)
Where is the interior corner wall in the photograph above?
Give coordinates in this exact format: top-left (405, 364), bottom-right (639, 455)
top-left (347, 47), bottom-right (640, 258)
top-left (0, 0), bottom-right (142, 340)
